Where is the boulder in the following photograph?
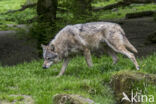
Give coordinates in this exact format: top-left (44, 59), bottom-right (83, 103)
top-left (146, 31), bottom-right (156, 44)
top-left (110, 71), bottom-right (156, 104)
top-left (53, 94), bottom-right (95, 104)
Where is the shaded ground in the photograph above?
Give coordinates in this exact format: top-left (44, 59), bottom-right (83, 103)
top-left (0, 17), bottom-right (155, 66)
top-left (0, 34), bottom-right (38, 66)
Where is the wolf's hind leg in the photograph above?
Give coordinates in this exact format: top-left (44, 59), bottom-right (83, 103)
top-left (57, 58), bottom-right (70, 77)
top-left (107, 48), bottom-right (118, 64)
top-left (84, 48), bottom-right (93, 67)
top-left (104, 33), bottom-right (139, 70)
top-left (120, 48), bottom-right (139, 70)
top-left (119, 47), bottom-right (139, 70)
top-left (108, 44), bottom-right (139, 70)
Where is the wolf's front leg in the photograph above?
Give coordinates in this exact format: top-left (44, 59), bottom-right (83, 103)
top-left (84, 48), bottom-right (93, 67)
top-left (57, 58), bottom-right (70, 77)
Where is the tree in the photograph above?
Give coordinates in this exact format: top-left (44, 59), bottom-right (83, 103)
top-left (31, 0), bottom-right (57, 56)
top-left (72, 0), bottom-right (92, 19)
top-left (37, 0), bottom-right (57, 23)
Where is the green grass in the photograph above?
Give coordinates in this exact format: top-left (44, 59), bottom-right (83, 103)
top-left (0, 0), bottom-right (26, 13)
top-left (0, 54), bottom-right (155, 104)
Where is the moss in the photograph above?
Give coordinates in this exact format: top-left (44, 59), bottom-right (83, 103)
top-left (111, 70), bottom-right (156, 103)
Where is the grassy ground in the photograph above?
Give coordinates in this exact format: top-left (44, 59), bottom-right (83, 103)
top-left (0, 54), bottom-right (156, 104)
top-left (0, 0), bottom-right (25, 13)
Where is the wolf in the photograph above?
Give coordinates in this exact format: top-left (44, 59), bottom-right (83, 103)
top-left (41, 22), bottom-right (139, 77)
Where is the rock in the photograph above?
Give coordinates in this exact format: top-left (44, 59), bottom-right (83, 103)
top-left (112, 8), bottom-right (118, 12)
top-left (110, 71), bottom-right (156, 104)
top-left (0, 31), bottom-right (16, 36)
top-left (53, 94), bottom-right (95, 104)
top-left (146, 31), bottom-right (156, 43)
top-left (125, 11), bottom-right (155, 19)
top-left (154, 13), bottom-right (156, 21)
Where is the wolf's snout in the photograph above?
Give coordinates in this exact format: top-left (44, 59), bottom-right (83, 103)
top-left (42, 65), bottom-right (48, 69)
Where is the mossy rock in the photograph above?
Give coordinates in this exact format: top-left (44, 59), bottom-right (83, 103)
top-left (111, 70), bottom-right (156, 104)
top-left (53, 94), bottom-right (95, 104)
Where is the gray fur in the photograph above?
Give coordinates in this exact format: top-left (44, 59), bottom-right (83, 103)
top-left (42, 22), bottom-right (139, 76)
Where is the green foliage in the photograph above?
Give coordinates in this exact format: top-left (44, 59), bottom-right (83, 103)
top-left (29, 22), bottom-right (55, 44)
top-left (0, 0), bottom-right (156, 30)
top-left (28, 22), bottom-right (57, 56)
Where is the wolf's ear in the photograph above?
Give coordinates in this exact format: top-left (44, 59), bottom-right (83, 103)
top-left (41, 44), bottom-right (46, 49)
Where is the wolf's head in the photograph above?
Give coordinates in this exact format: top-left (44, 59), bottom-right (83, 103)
top-left (41, 44), bottom-right (59, 69)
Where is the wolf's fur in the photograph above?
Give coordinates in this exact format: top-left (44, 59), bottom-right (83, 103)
top-left (42, 22), bottom-right (139, 76)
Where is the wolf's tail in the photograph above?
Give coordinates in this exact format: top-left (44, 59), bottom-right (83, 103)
top-left (124, 36), bottom-right (138, 53)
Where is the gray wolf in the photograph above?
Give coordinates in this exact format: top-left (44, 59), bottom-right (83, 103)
top-left (41, 22), bottom-right (139, 77)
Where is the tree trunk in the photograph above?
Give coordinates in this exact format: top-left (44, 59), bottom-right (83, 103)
top-left (72, 0), bottom-right (92, 18)
top-left (35, 0), bottom-right (57, 56)
top-left (37, 0), bottom-right (57, 23)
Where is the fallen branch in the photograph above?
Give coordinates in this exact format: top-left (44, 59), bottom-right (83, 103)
top-left (93, 1), bottom-right (130, 11)
top-left (123, 0), bottom-right (155, 3)
top-left (93, 0), bottom-right (156, 11)
top-left (126, 10), bottom-right (156, 19)
top-left (1, 3), bottom-right (67, 15)
top-left (2, 3), bottom-right (36, 15)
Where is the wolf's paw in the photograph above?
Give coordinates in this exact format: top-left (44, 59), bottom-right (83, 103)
top-left (56, 75), bottom-right (62, 78)
top-left (136, 66), bottom-right (140, 70)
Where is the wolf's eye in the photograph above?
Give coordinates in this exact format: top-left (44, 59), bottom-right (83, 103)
top-left (47, 57), bottom-right (51, 60)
